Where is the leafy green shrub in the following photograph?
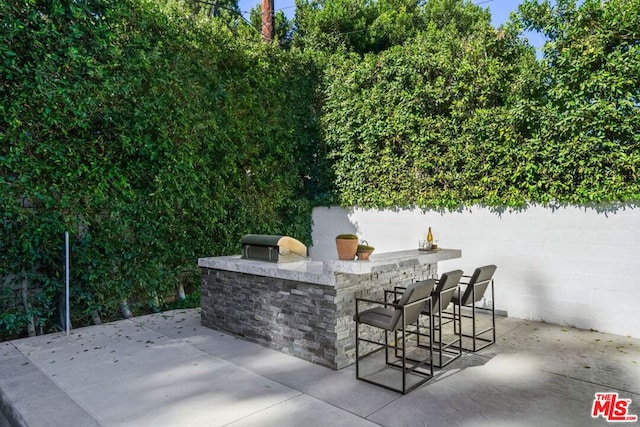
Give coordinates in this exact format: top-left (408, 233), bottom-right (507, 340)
top-left (2, 0), bottom-right (637, 341)
top-left (0, 0), bottom-right (328, 340)
top-left (321, 0), bottom-right (640, 209)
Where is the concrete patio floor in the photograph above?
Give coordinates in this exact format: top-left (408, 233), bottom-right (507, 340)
top-left (1, 308), bottom-right (639, 427)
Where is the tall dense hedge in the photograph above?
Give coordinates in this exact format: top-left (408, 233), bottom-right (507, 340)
top-left (2, 0), bottom-right (638, 340)
top-left (320, 0), bottom-right (640, 208)
top-left (321, 2), bottom-right (541, 208)
top-left (518, 0), bottom-right (640, 203)
top-left (0, 0), bottom-right (327, 338)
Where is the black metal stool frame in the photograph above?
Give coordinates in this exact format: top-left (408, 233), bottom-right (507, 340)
top-left (355, 293), bottom-right (434, 394)
top-left (440, 265), bottom-right (497, 352)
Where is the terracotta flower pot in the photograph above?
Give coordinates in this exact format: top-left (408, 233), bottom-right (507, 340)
top-left (335, 237), bottom-right (358, 260)
top-left (356, 241), bottom-right (375, 261)
top-left (357, 249), bottom-right (374, 261)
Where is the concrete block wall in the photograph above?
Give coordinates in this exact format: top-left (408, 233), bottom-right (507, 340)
top-left (311, 205), bottom-right (640, 339)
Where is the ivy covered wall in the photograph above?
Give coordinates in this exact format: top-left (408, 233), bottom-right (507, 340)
top-left (0, 0), bottom-right (330, 339)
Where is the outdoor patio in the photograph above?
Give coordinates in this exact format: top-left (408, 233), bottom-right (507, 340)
top-left (1, 308), bottom-right (639, 426)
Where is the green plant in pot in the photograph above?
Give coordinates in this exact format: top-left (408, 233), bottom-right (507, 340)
top-left (335, 234), bottom-right (358, 260)
top-left (357, 240), bottom-right (375, 261)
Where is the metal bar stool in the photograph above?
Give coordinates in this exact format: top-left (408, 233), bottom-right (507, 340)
top-left (354, 279), bottom-right (435, 394)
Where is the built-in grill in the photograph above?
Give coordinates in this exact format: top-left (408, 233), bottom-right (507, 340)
top-left (240, 234), bottom-right (308, 263)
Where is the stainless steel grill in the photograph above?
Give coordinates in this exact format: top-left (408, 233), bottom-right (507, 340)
top-left (240, 234), bottom-right (307, 263)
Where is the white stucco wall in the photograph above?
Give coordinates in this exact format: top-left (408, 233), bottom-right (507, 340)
top-left (310, 205), bottom-right (640, 339)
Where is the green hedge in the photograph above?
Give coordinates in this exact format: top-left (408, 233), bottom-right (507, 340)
top-left (2, 0), bottom-right (638, 340)
top-left (0, 0), bottom-right (328, 339)
top-left (321, 0), bottom-right (640, 209)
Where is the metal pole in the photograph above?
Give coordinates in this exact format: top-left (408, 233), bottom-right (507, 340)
top-left (65, 231), bottom-right (70, 336)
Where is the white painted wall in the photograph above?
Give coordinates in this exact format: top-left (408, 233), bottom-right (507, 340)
top-left (310, 205), bottom-right (640, 339)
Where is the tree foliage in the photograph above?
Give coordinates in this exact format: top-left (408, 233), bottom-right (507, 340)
top-left (518, 0), bottom-right (640, 202)
top-left (320, 0), bottom-right (640, 208)
top-left (321, 0), bottom-right (541, 208)
top-left (181, 0), bottom-right (241, 19)
top-left (292, 0), bottom-right (422, 54)
top-left (291, 0), bottom-right (492, 55)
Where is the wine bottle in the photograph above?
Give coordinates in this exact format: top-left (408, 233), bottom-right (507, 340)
top-left (427, 227), bottom-right (433, 247)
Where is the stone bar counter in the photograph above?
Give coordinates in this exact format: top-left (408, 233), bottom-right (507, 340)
top-left (199, 248), bottom-right (461, 370)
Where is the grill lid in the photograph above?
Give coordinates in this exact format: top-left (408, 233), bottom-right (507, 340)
top-left (240, 234), bottom-right (308, 261)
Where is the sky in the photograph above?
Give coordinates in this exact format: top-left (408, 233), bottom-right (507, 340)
top-left (236, 0), bottom-right (546, 51)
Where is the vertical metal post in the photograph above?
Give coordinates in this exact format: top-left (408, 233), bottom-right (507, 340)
top-left (65, 231), bottom-right (70, 336)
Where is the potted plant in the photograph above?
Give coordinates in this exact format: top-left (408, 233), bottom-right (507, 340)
top-left (335, 234), bottom-right (358, 260)
top-left (357, 241), bottom-right (375, 261)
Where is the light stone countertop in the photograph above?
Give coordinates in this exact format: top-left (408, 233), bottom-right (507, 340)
top-left (198, 248), bottom-right (462, 286)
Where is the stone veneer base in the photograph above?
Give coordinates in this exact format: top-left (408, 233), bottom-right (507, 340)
top-left (199, 249), bottom-right (461, 370)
